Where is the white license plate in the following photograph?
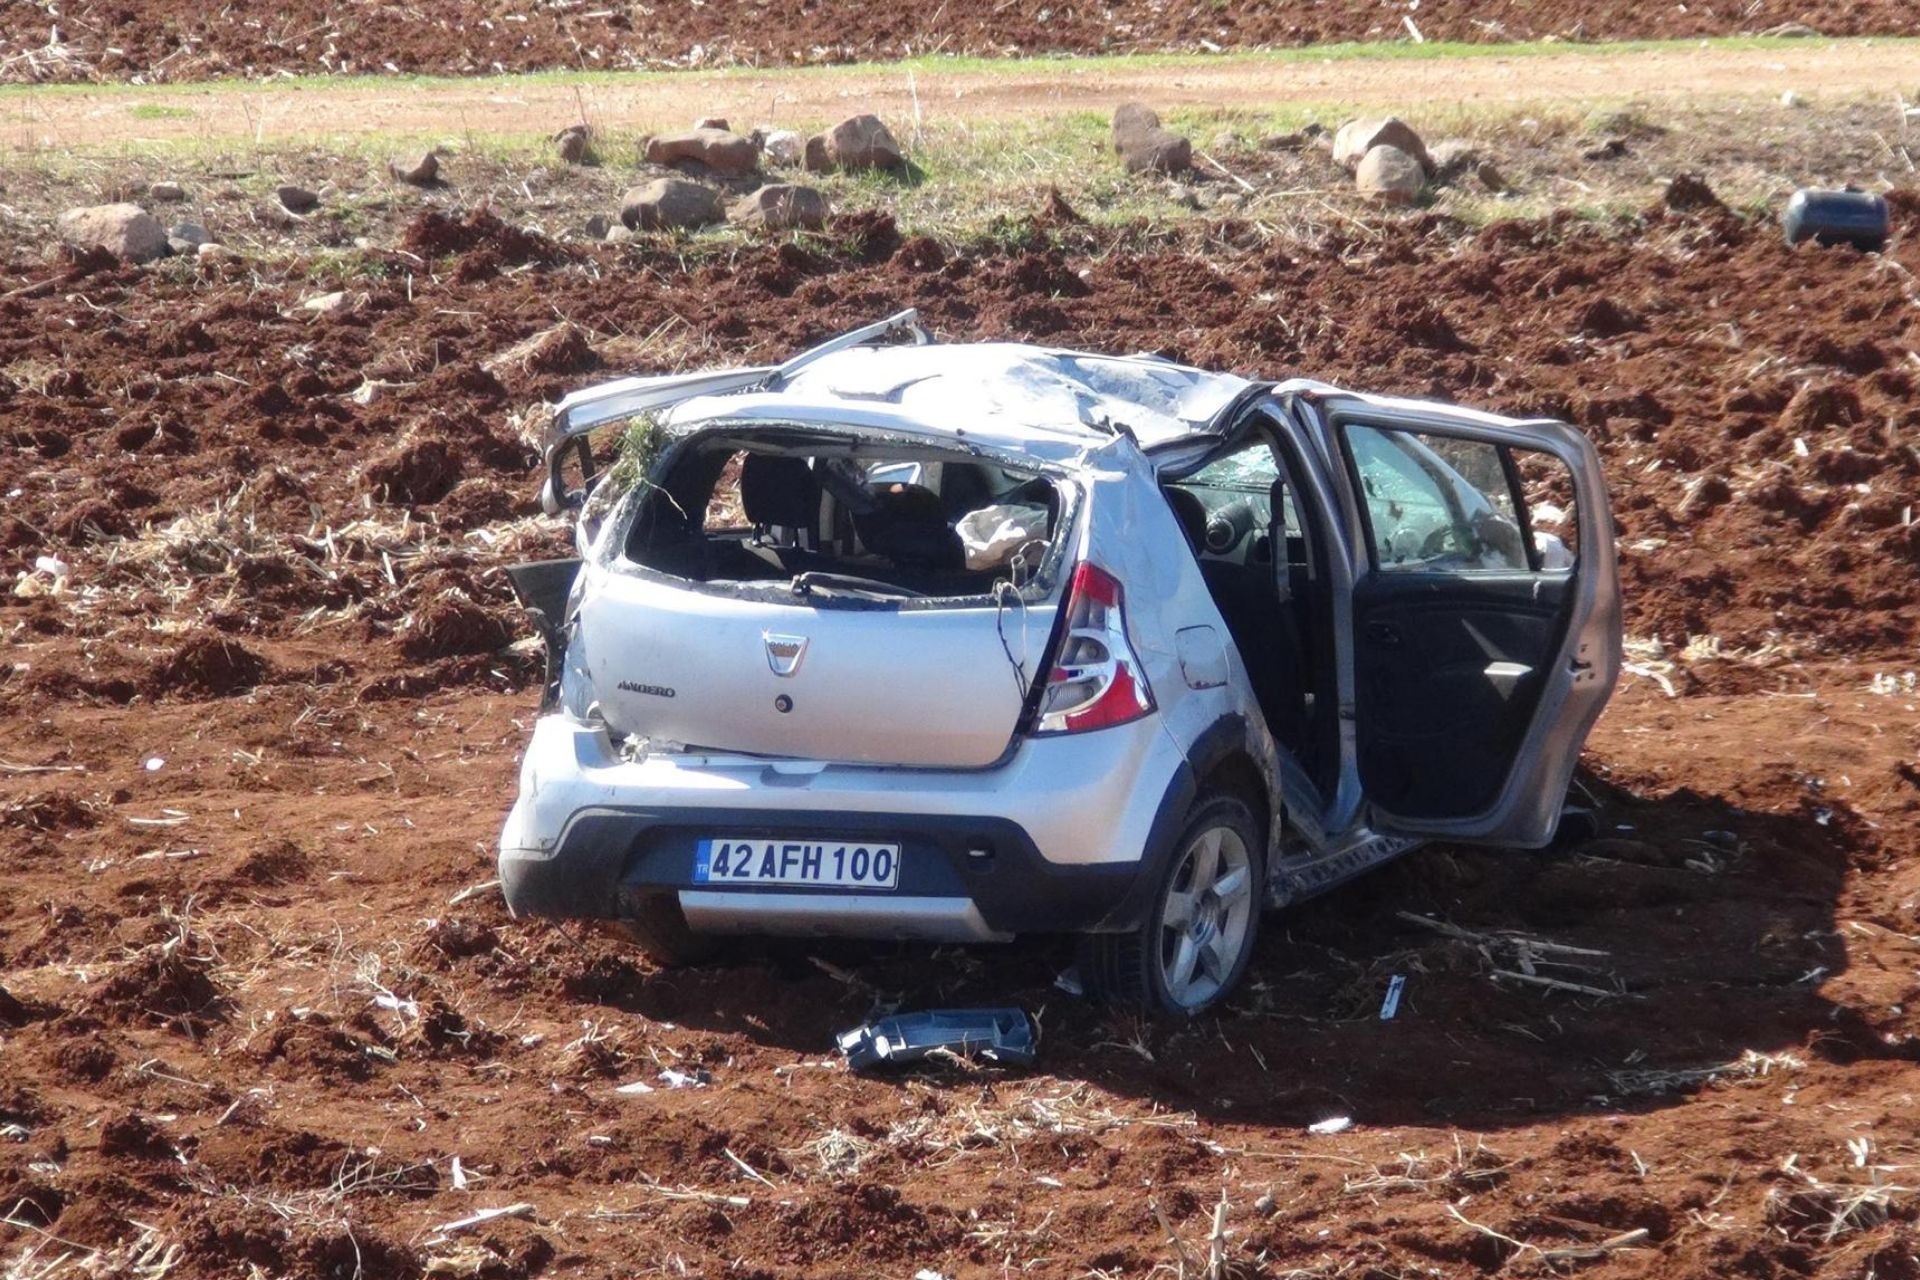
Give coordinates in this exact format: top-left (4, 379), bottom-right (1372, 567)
top-left (693, 838), bottom-right (901, 890)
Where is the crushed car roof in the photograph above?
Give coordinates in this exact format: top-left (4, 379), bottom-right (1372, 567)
top-left (725, 342), bottom-right (1255, 449)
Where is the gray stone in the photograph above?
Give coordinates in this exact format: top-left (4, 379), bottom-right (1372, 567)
top-left (1333, 117), bottom-right (1431, 174)
top-left (275, 183), bottom-right (319, 213)
top-left (584, 213), bottom-right (613, 240)
top-left (604, 224), bottom-right (634, 244)
top-left (1426, 139), bottom-right (1481, 183)
top-left (644, 128), bottom-right (758, 177)
top-left (727, 183), bottom-right (828, 232)
top-left (821, 113), bottom-right (905, 172)
top-left (389, 150), bottom-right (440, 186)
top-left (1354, 144), bottom-right (1426, 205)
top-left (803, 133), bottom-right (831, 174)
top-left (195, 242), bottom-right (231, 260)
top-left (148, 180), bottom-right (187, 202)
top-left (761, 128), bottom-right (803, 167)
top-left (1112, 102), bottom-right (1192, 175)
top-left (554, 124), bottom-right (593, 165)
top-left (621, 177), bottom-right (725, 231)
top-left (55, 203), bottom-right (169, 262)
top-left (166, 221), bottom-right (211, 254)
top-left (1474, 160), bottom-right (1508, 193)
top-left (693, 116), bottom-right (730, 132)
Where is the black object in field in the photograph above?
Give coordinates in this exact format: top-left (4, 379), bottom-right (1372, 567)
top-left (836, 1008), bottom-right (1037, 1071)
top-left (1783, 189), bottom-right (1890, 251)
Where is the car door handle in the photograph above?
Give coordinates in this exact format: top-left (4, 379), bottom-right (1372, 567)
top-left (1365, 621), bottom-right (1402, 648)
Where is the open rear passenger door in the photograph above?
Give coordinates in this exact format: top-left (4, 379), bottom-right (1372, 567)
top-left (1311, 395), bottom-right (1621, 847)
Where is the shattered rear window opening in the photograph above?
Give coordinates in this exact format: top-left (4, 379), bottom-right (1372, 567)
top-left (614, 423), bottom-right (1074, 608)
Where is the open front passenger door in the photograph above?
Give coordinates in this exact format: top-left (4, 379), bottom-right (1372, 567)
top-left (1310, 395), bottom-right (1621, 847)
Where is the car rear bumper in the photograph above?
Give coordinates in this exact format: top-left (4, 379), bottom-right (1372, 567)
top-left (497, 713), bottom-right (1191, 939)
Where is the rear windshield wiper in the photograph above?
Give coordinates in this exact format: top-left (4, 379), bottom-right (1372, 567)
top-left (790, 571), bottom-right (925, 600)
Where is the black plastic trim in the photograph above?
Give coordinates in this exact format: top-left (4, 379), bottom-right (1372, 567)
top-left (503, 806), bottom-right (1140, 935)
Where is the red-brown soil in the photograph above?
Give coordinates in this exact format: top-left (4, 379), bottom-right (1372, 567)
top-left (2, 199), bottom-right (1917, 1278)
top-left (0, 0), bottom-right (1916, 82)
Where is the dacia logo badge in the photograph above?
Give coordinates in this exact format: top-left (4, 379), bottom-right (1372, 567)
top-left (764, 633), bottom-right (808, 677)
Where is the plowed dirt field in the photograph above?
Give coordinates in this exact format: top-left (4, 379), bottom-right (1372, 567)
top-left (2, 198), bottom-right (1918, 1278)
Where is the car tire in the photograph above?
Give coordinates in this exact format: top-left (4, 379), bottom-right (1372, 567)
top-left (1079, 793), bottom-right (1265, 1018)
top-left (609, 893), bottom-right (722, 968)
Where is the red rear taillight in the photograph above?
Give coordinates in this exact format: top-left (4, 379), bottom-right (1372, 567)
top-left (1034, 561), bottom-right (1155, 734)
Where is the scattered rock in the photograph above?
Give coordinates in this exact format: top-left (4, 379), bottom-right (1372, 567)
top-left (761, 128), bottom-right (803, 167)
top-left (803, 133), bottom-right (831, 173)
top-left (621, 177), bottom-right (725, 231)
top-left (1260, 131), bottom-right (1310, 151)
top-left (301, 291), bottom-right (353, 318)
top-left (694, 116), bottom-right (730, 132)
top-left (728, 183), bottom-right (828, 232)
top-left (196, 242), bottom-right (231, 260)
top-left (275, 183), bottom-right (319, 214)
top-left (389, 150), bottom-right (441, 186)
top-left (1474, 160), bottom-right (1508, 193)
top-left (1333, 117), bottom-right (1431, 174)
top-left (1112, 103), bottom-right (1193, 175)
top-left (55, 204), bottom-right (169, 263)
top-left (148, 180), bottom-right (186, 202)
top-left (554, 124), bottom-right (593, 165)
top-left (1355, 144), bottom-right (1427, 205)
top-left (584, 213), bottom-right (612, 239)
top-left (805, 113), bottom-right (907, 174)
top-left (166, 222), bottom-right (211, 254)
top-left (1426, 139), bottom-right (1482, 183)
top-left (605, 224), bottom-right (634, 244)
top-left (644, 128), bottom-right (758, 177)
top-left (1781, 89), bottom-right (1807, 108)
top-left (1583, 137), bottom-right (1630, 161)
top-left (1664, 172), bottom-right (1724, 212)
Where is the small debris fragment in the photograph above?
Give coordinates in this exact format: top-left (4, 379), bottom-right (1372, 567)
top-left (836, 1008), bottom-right (1037, 1072)
top-left (1308, 1116), bottom-right (1354, 1135)
top-left (1379, 973), bottom-right (1407, 1020)
top-left (432, 1204), bottom-right (535, 1237)
top-left (148, 181), bottom-right (186, 202)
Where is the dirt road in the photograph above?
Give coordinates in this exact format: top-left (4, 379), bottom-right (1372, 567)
top-left (7, 39), bottom-right (1920, 148)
